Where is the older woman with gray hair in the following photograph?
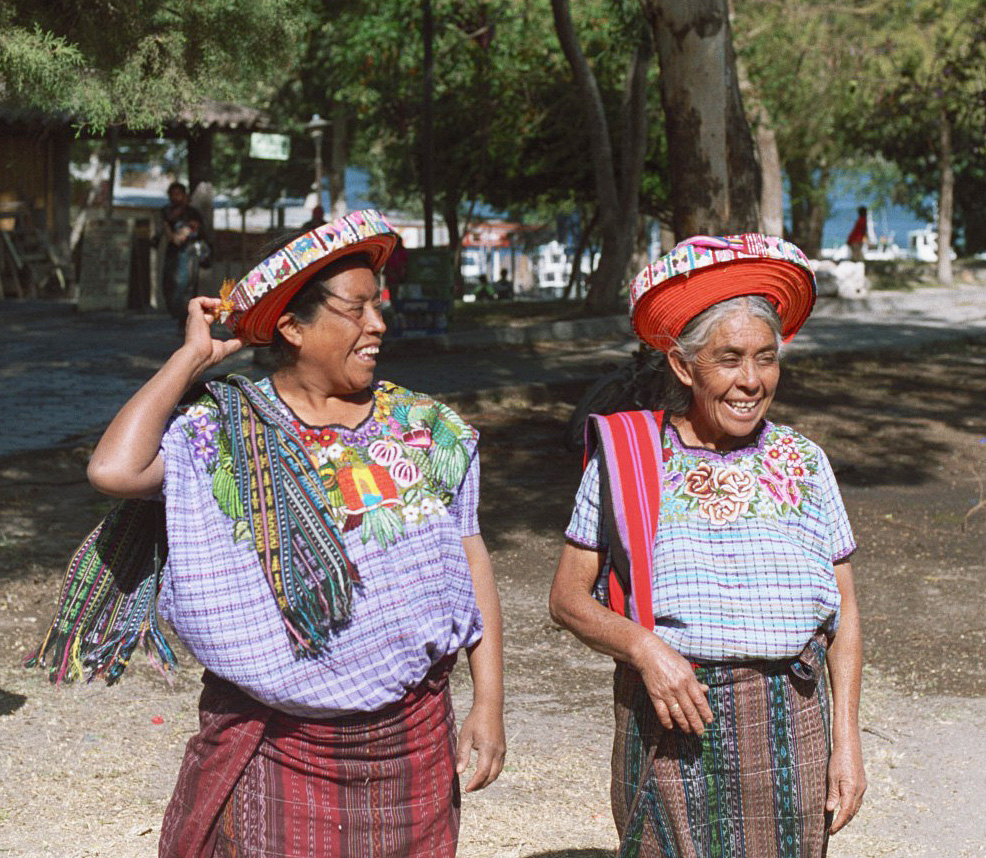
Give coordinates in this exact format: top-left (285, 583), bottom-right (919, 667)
top-left (550, 234), bottom-right (865, 858)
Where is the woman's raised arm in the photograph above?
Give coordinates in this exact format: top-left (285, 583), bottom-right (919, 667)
top-left (86, 297), bottom-right (243, 499)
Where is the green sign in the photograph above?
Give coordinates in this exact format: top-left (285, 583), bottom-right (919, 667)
top-left (392, 247), bottom-right (454, 337)
top-left (404, 248), bottom-right (453, 299)
top-left (249, 132), bottom-right (290, 161)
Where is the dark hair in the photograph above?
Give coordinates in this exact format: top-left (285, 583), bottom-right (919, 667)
top-left (266, 248), bottom-right (374, 367)
top-left (167, 181), bottom-right (187, 195)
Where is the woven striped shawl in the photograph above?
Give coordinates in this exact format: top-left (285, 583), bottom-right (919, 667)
top-left (584, 410), bottom-right (665, 631)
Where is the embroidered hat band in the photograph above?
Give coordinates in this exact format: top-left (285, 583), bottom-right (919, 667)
top-left (220, 209), bottom-right (399, 345)
top-left (629, 233), bottom-right (817, 352)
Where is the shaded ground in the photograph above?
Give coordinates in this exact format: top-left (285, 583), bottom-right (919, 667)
top-left (1, 342), bottom-right (985, 856)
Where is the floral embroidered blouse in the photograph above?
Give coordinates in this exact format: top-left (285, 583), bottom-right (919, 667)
top-left (566, 419), bottom-right (856, 662)
top-left (156, 379), bottom-right (484, 717)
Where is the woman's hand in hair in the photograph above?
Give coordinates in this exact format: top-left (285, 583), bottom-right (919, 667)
top-left (181, 297), bottom-right (244, 372)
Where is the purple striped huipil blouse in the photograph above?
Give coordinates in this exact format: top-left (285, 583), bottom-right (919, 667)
top-left (156, 378), bottom-right (483, 717)
top-left (565, 420), bottom-right (856, 662)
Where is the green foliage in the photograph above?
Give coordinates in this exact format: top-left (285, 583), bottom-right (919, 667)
top-left (863, 0), bottom-right (986, 250)
top-left (734, 0), bottom-right (880, 241)
top-left (0, 24), bottom-right (85, 112)
top-left (269, 0), bottom-right (668, 230)
top-left (0, 0), bottom-right (304, 131)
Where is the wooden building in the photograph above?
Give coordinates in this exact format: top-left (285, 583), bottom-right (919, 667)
top-left (0, 100), bottom-right (271, 300)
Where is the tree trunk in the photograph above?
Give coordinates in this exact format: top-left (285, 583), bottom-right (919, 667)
top-left (563, 206), bottom-right (598, 299)
top-left (551, 0), bottom-right (652, 313)
top-left (441, 196), bottom-right (464, 296)
top-left (936, 109), bottom-right (953, 286)
top-left (734, 44), bottom-right (782, 237)
top-left (786, 157), bottom-right (827, 259)
top-left (955, 181), bottom-right (986, 256)
top-left (649, 0), bottom-right (760, 240)
top-left (329, 102), bottom-right (348, 220)
top-left (756, 120), bottom-right (783, 237)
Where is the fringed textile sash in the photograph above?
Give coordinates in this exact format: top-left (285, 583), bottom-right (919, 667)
top-left (584, 410), bottom-right (665, 630)
top-left (209, 376), bottom-right (356, 655)
top-left (26, 499), bottom-right (174, 685)
top-left (28, 375), bottom-right (357, 684)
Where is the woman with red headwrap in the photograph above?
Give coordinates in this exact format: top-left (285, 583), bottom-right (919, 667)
top-left (550, 234), bottom-right (864, 857)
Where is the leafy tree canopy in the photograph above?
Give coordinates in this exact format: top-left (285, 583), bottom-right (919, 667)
top-left (0, 0), bottom-right (303, 131)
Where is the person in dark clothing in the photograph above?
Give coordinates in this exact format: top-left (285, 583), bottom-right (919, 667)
top-left (302, 204), bottom-right (326, 231)
top-left (159, 181), bottom-right (205, 325)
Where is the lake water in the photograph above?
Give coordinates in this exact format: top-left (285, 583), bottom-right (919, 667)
top-left (809, 174), bottom-right (932, 251)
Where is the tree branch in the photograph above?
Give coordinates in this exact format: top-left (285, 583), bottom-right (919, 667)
top-left (550, 0), bottom-right (619, 224)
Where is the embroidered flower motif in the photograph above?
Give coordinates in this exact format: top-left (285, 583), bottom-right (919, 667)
top-left (402, 426), bottom-right (432, 449)
top-left (184, 404), bottom-right (212, 420)
top-left (420, 497), bottom-right (445, 517)
top-left (191, 434), bottom-right (217, 463)
top-left (666, 425), bottom-right (816, 525)
top-left (758, 471), bottom-right (802, 508)
top-left (759, 451), bottom-right (803, 508)
top-left (714, 465), bottom-right (756, 502)
top-left (763, 454), bottom-right (786, 479)
top-left (368, 438), bottom-right (403, 466)
top-left (276, 380), bottom-right (474, 548)
top-left (390, 458), bottom-right (423, 488)
top-left (700, 494), bottom-right (749, 525)
top-left (682, 463), bottom-right (756, 526)
top-left (190, 414), bottom-right (219, 441)
top-left (682, 462), bottom-right (716, 501)
top-left (313, 446), bottom-right (334, 467)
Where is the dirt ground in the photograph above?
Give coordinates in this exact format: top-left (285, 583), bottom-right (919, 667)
top-left (2, 341), bottom-right (986, 857)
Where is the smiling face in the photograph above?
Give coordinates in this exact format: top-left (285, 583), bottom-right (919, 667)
top-left (668, 311), bottom-right (780, 450)
top-left (277, 262), bottom-right (385, 396)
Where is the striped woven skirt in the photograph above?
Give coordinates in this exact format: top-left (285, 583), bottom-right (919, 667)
top-left (611, 642), bottom-right (831, 858)
top-left (160, 665), bottom-right (459, 858)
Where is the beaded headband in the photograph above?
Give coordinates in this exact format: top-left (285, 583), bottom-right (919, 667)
top-left (629, 234), bottom-right (817, 352)
top-left (219, 208), bottom-right (398, 345)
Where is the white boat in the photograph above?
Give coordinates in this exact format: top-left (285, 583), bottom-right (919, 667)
top-left (906, 226), bottom-right (956, 262)
top-left (819, 237), bottom-right (905, 262)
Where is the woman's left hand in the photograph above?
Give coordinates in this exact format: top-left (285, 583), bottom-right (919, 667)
top-left (826, 730), bottom-right (866, 833)
top-left (456, 701), bottom-right (506, 792)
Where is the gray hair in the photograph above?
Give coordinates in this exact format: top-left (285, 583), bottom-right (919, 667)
top-left (662, 296), bottom-right (782, 415)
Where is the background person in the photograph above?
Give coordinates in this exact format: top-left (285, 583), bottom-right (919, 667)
top-left (549, 234), bottom-right (865, 857)
top-left (495, 267), bottom-right (513, 300)
top-left (34, 209), bottom-right (505, 858)
top-left (159, 180), bottom-right (205, 325)
top-left (301, 203), bottom-right (326, 230)
top-left (847, 205), bottom-right (869, 261)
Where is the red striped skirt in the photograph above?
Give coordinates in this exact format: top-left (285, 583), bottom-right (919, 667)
top-left (611, 638), bottom-right (831, 858)
top-left (160, 665), bottom-right (459, 858)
